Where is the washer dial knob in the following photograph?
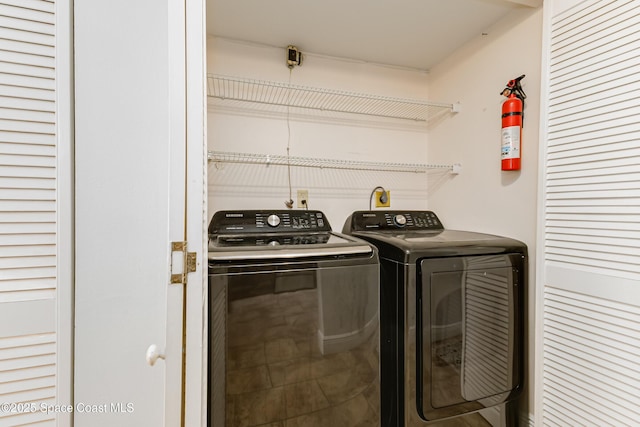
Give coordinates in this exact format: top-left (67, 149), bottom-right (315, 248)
top-left (394, 214), bottom-right (407, 227)
top-left (267, 214), bottom-right (281, 227)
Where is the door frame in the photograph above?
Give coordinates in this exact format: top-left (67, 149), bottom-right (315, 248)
top-left (56, 0), bottom-right (74, 425)
top-left (182, 0), bottom-right (207, 424)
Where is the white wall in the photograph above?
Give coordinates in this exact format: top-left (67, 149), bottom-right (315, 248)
top-left (426, 7), bottom-right (543, 424)
top-left (207, 37), bottom-right (441, 227)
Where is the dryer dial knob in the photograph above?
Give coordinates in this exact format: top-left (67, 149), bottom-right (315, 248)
top-left (267, 214), bottom-right (281, 227)
top-left (394, 214), bottom-right (407, 227)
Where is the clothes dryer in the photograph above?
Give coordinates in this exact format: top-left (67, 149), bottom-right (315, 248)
top-left (343, 210), bottom-right (527, 427)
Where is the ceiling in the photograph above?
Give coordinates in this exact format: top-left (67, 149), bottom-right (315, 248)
top-left (206, 0), bottom-right (539, 71)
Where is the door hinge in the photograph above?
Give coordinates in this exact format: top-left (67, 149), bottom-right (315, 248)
top-left (171, 241), bottom-right (197, 285)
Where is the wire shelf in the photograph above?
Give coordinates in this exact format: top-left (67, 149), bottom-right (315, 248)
top-left (207, 74), bottom-right (459, 122)
top-left (207, 151), bottom-right (460, 174)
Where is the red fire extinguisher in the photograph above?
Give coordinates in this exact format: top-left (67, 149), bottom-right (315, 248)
top-left (500, 75), bottom-right (526, 171)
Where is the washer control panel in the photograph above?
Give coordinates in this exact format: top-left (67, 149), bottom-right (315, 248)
top-left (209, 210), bottom-right (331, 235)
top-left (347, 210), bottom-right (444, 232)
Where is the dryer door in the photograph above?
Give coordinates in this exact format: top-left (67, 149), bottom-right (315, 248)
top-left (416, 254), bottom-right (525, 420)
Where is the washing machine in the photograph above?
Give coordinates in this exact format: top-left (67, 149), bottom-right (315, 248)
top-left (208, 210), bottom-right (380, 427)
top-left (343, 210), bottom-right (527, 427)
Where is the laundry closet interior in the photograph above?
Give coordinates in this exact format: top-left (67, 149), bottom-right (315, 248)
top-left (205, 1), bottom-right (542, 426)
top-left (205, 0), bottom-right (540, 234)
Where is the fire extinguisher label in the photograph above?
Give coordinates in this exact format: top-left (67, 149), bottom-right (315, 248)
top-left (501, 126), bottom-right (521, 159)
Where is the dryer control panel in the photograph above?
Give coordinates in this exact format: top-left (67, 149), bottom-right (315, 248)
top-left (209, 210), bottom-right (331, 235)
top-left (347, 210), bottom-right (444, 232)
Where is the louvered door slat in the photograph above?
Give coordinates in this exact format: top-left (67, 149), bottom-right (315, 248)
top-left (0, 143), bottom-right (55, 157)
top-left (0, 25), bottom-right (54, 46)
top-left (0, 365), bottom-right (53, 385)
top-left (546, 220), bottom-right (636, 234)
top-left (0, 4), bottom-right (54, 26)
top-left (0, 72), bottom-right (55, 91)
top-left (0, 95), bottom-right (54, 113)
top-left (0, 0), bottom-right (55, 13)
top-left (0, 287), bottom-right (55, 302)
top-left (0, 180), bottom-right (55, 193)
top-left (547, 205), bottom-right (640, 215)
top-left (0, 202), bottom-right (55, 215)
top-left (0, 84), bottom-right (54, 102)
top-left (546, 233), bottom-right (639, 248)
top-left (0, 109), bottom-right (55, 125)
top-left (547, 170), bottom-right (640, 186)
top-left (547, 164), bottom-right (639, 180)
top-left (0, 61), bottom-right (55, 81)
top-left (0, 120), bottom-right (54, 135)
top-left (0, 225), bottom-right (55, 238)
top-left (0, 16), bottom-right (53, 37)
top-left (0, 49), bottom-right (55, 69)
top-left (547, 156), bottom-right (640, 173)
top-left (546, 226), bottom-right (640, 240)
top-left (0, 245), bottom-right (54, 258)
top-left (0, 36), bottom-right (55, 57)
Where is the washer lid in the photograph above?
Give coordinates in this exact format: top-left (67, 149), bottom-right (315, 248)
top-left (208, 231), bottom-right (373, 261)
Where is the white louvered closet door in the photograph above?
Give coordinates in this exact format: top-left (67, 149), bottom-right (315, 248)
top-left (539, 0), bottom-right (640, 425)
top-left (0, 0), bottom-right (71, 426)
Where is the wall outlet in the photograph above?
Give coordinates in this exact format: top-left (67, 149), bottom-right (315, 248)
top-left (375, 190), bottom-right (390, 207)
top-left (297, 190), bottom-right (309, 208)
